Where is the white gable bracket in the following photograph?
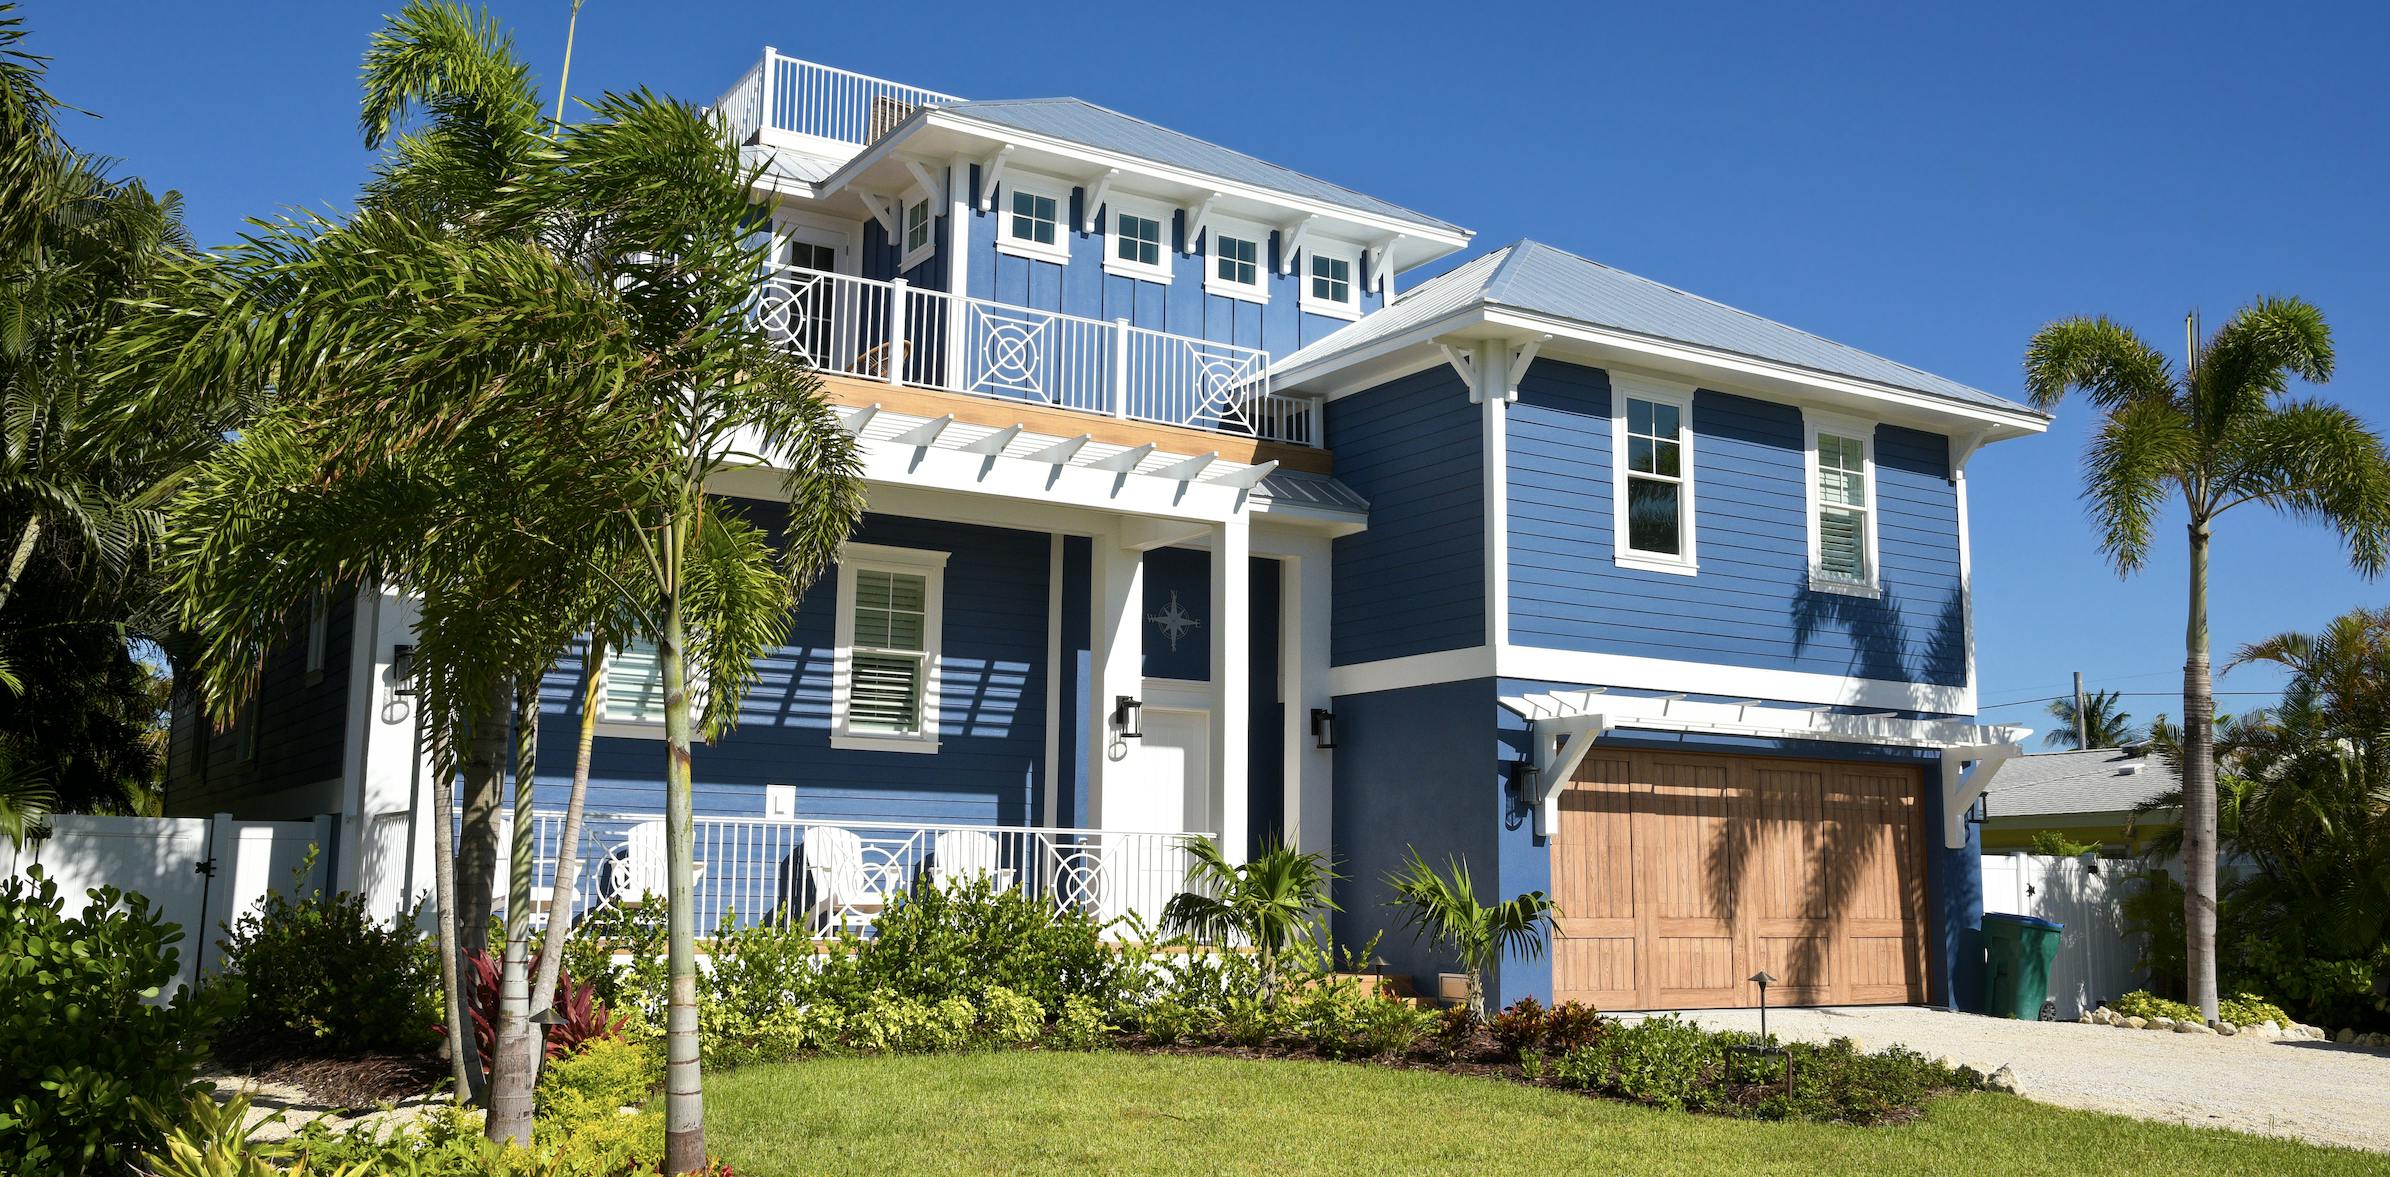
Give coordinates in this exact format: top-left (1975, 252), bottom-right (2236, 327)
top-left (1368, 234), bottom-right (1405, 295)
top-left (1504, 335), bottom-right (1551, 403)
top-left (1530, 713), bottom-right (1613, 838)
top-left (974, 146), bottom-right (1013, 213)
top-left (1181, 193), bottom-right (1220, 254)
top-left (857, 190), bottom-right (901, 237)
top-left (1939, 743), bottom-right (2022, 849)
top-left (1080, 168), bottom-right (1118, 235)
top-left (1437, 342), bottom-right (1477, 394)
top-left (901, 157), bottom-right (945, 207)
top-left (1277, 215), bottom-right (1316, 275)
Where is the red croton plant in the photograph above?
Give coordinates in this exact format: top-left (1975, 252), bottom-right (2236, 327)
top-left (441, 949), bottom-right (628, 1062)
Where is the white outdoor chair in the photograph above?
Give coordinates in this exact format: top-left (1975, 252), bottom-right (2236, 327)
top-left (928, 829), bottom-right (1016, 893)
top-left (801, 826), bottom-right (885, 933)
top-left (605, 819), bottom-right (705, 906)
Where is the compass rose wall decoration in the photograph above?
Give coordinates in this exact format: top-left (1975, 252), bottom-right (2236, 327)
top-left (1148, 590), bottom-right (1202, 652)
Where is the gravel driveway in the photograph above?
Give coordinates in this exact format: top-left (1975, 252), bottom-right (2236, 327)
top-left (1642, 1005), bottom-right (2390, 1152)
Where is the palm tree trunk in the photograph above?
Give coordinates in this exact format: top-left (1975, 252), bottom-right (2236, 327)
top-left (525, 643), bottom-right (604, 1047)
top-left (426, 735), bottom-right (478, 1101)
top-left (457, 679), bottom-right (509, 954)
top-left (661, 570), bottom-right (707, 1174)
top-left (0, 516), bottom-right (43, 617)
top-left (2182, 520), bottom-right (2221, 1024)
top-left (486, 680), bottom-right (541, 1145)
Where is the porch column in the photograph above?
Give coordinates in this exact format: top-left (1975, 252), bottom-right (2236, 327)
top-left (1211, 513), bottom-right (1251, 864)
top-left (1280, 537), bottom-right (1334, 858)
top-left (1086, 525), bottom-right (1144, 829)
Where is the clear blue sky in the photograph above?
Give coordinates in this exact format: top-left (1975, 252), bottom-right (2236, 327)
top-left (33, 1), bottom-right (2390, 733)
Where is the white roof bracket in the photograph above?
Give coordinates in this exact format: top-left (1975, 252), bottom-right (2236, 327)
top-left (1505, 335), bottom-right (1550, 402)
top-left (889, 414), bottom-right (954, 447)
top-left (1531, 713), bottom-right (1614, 839)
top-left (1368, 233), bottom-right (1405, 294)
top-left (1181, 193), bottom-right (1220, 254)
top-left (975, 146), bottom-right (1012, 213)
top-left (957, 424), bottom-right (1022, 455)
top-left (1151, 451), bottom-right (1219, 481)
top-left (901, 156), bottom-right (945, 206)
top-left (840, 403), bottom-right (881, 435)
top-left (1081, 168), bottom-right (1118, 234)
top-left (1206, 460), bottom-right (1278, 490)
top-left (1941, 743), bottom-right (2023, 849)
top-left (1087, 442), bottom-right (1157, 473)
top-left (1437, 341), bottom-right (1477, 395)
top-left (1277, 215), bottom-right (1316, 275)
top-left (858, 190), bottom-right (901, 237)
top-left (1026, 433), bottom-right (1092, 465)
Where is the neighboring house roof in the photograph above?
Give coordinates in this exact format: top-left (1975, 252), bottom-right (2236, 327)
top-left (1275, 240), bottom-right (2039, 416)
top-left (931, 98), bottom-right (1464, 235)
top-left (1988, 748), bottom-right (2179, 820)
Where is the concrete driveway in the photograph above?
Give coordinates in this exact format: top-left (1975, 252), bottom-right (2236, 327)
top-left (1646, 1005), bottom-right (2390, 1152)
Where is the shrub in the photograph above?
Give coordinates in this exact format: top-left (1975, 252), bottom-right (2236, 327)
top-left (2111, 989), bottom-right (2202, 1024)
top-left (535, 1037), bottom-right (659, 1125)
top-left (979, 985), bottom-right (1045, 1046)
top-left (560, 900), bottom-right (668, 1018)
top-left (1133, 995), bottom-right (1216, 1046)
top-left (1431, 1004), bottom-right (1480, 1060)
top-left (1489, 997), bottom-right (1547, 1060)
top-left (1543, 1000), bottom-right (1603, 1053)
top-left (861, 876), bottom-right (1139, 1013)
top-left (1549, 1017), bottom-right (1983, 1123)
top-left (214, 855), bottom-right (437, 1058)
top-left (0, 867), bottom-right (235, 1175)
top-left (1050, 994), bottom-right (1115, 1050)
top-left (1219, 994), bottom-right (1280, 1048)
top-left (2218, 993), bottom-right (2291, 1029)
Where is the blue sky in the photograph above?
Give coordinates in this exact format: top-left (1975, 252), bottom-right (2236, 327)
top-left (33, 1), bottom-right (2390, 734)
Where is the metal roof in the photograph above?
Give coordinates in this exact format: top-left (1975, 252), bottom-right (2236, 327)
top-left (1252, 468), bottom-right (1369, 514)
top-left (1987, 748), bottom-right (2178, 819)
top-left (742, 144), bottom-right (842, 186)
top-left (933, 98), bottom-right (1465, 235)
top-left (1275, 240), bottom-right (2038, 415)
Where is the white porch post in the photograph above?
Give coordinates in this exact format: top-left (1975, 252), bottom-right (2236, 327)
top-left (1087, 525), bottom-right (1145, 829)
top-left (1211, 513), bottom-right (1251, 865)
top-left (1275, 536), bottom-right (1334, 858)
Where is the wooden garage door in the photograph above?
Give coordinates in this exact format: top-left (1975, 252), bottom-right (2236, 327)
top-left (1551, 750), bottom-right (1927, 1010)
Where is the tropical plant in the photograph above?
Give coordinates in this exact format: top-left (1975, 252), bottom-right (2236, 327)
top-left (1383, 847), bottom-right (1556, 1018)
top-left (1161, 837), bottom-right (1341, 1003)
top-left (2043, 687), bottom-right (2144, 749)
top-left (2024, 299), bottom-right (2390, 1023)
top-left (2027, 829), bottom-right (2101, 857)
top-left (214, 854), bottom-right (440, 1059)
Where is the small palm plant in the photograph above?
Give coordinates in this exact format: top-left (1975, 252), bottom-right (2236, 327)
top-left (1160, 838), bottom-right (1340, 1004)
top-left (1384, 847), bottom-right (1555, 1019)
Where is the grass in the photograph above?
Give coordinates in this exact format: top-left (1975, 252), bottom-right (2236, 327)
top-left (704, 1051), bottom-right (2381, 1176)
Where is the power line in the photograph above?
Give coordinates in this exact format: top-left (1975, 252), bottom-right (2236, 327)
top-left (1978, 690), bottom-right (2284, 710)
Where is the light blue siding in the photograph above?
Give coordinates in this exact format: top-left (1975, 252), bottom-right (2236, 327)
top-left (1328, 364), bottom-right (1483, 666)
top-left (1506, 360), bottom-right (1966, 689)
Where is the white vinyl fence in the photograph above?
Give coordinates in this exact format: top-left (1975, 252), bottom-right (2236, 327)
top-left (1980, 852), bottom-right (2147, 1019)
top-left (3, 813), bottom-right (334, 994)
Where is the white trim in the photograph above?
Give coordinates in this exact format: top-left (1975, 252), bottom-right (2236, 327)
top-left (1203, 216), bottom-right (1270, 304)
top-left (830, 542), bottom-right (950, 754)
top-left (993, 170), bottom-right (1072, 265)
top-left (1325, 641), bottom-right (1978, 713)
top-left (1297, 238), bottom-right (1362, 319)
top-left (1801, 408), bottom-right (1883, 598)
top-left (1041, 533), bottom-right (1064, 828)
top-left (1941, 744), bottom-right (2022, 849)
top-left (1610, 372), bottom-right (1698, 574)
top-left (1954, 431), bottom-right (1983, 698)
top-left (896, 186), bottom-right (936, 273)
top-left (1100, 192), bottom-right (1175, 284)
top-left (1479, 343), bottom-right (1509, 648)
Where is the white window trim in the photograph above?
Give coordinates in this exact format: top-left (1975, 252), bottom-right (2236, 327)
top-left (594, 639), bottom-right (713, 741)
top-left (1297, 239), bottom-right (1362, 319)
top-left (897, 185), bottom-right (936, 273)
top-left (1202, 217), bottom-right (1270, 304)
top-left (1803, 410), bottom-right (1884, 598)
top-left (831, 543), bottom-right (950, 754)
top-left (994, 172), bottom-right (1072, 265)
top-left (303, 592), bottom-right (329, 685)
top-left (1610, 374), bottom-right (1699, 575)
top-left (1101, 192), bottom-right (1174, 283)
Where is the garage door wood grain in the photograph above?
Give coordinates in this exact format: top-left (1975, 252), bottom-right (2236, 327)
top-left (1552, 750), bottom-right (1927, 1010)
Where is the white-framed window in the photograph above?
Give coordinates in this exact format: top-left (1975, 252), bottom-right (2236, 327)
top-left (1204, 219), bottom-right (1268, 302)
top-left (832, 543), bottom-right (949, 754)
top-left (1804, 413), bottom-right (1881, 595)
top-left (303, 591), bottom-right (329, 685)
top-left (1102, 194), bottom-right (1173, 283)
top-left (1611, 375), bottom-right (1698, 574)
top-left (996, 174), bottom-right (1071, 264)
top-left (1298, 242), bottom-right (1361, 318)
top-left (595, 638), bottom-right (712, 740)
top-left (898, 195), bottom-right (934, 271)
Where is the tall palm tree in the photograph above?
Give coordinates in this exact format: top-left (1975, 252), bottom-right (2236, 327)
top-left (2043, 687), bottom-right (2144, 749)
top-left (2024, 299), bottom-right (2390, 1023)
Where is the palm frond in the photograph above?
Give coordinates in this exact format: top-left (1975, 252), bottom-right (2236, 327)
top-left (2022, 315), bottom-right (2176, 413)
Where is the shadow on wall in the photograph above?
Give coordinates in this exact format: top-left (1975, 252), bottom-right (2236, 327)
top-left (1789, 574), bottom-right (1967, 690)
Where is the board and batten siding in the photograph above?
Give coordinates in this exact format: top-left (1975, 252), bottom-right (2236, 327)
top-left (1327, 364), bottom-right (1483, 666)
top-left (959, 164), bottom-right (1380, 361)
top-left (534, 509), bottom-right (1050, 828)
top-left (1506, 360), bottom-right (1966, 689)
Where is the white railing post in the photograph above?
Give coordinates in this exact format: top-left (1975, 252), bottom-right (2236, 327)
top-left (889, 278), bottom-right (909, 389)
top-left (1110, 318), bottom-right (1131, 419)
top-left (1306, 397), bottom-right (1324, 448)
top-left (758, 46), bottom-right (778, 138)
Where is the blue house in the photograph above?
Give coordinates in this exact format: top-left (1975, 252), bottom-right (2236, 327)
top-left (166, 50), bottom-right (2042, 1013)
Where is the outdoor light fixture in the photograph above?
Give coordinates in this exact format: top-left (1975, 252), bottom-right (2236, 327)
top-left (390, 644), bottom-right (417, 697)
top-left (1728, 971), bottom-right (1792, 1092)
top-left (1309, 708), bottom-right (1337, 750)
top-left (1505, 755), bottom-right (1538, 800)
top-left (1749, 970), bottom-right (1777, 1038)
top-left (1112, 695), bottom-right (1144, 739)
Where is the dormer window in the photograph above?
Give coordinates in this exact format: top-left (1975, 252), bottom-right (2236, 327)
top-left (899, 197), bottom-right (934, 270)
top-left (997, 175), bottom-right (1070, 264)
top-left (1299, 243), bottom-right (1360, 318)
top-left (1205, 220), bottom-right (1267, 303)
top-left (1104, 194), bottom-right (1172, 283)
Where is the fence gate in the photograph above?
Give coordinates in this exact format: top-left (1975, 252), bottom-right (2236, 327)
top-left (1980, 852), bottom-right (2145, 1018)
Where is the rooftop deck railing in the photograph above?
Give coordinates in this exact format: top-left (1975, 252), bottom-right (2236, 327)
top-left (716, 49), bottom-right (964, 150)
top-left (756, 263), bottom-right (1322, 447)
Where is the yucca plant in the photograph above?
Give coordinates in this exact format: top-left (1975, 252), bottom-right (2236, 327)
top-left (1160, 838), bottom-right (1340, 1004)
top-left (1384, 847), bottom-right (1555, 1019)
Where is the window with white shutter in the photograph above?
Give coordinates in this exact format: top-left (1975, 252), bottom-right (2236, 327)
top-left (833, 544), bottom-right (949, 753)
top-left (595, 638), bottom-right (712, 739)
top-left (1805, 414), bottom-right (1881, 596)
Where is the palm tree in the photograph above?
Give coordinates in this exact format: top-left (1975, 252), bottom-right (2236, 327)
top-left (2044, 688), bottom-right (2144, 749)
top-left (1160, 839), bottom-right (1340, 1004)
top-left (2024, 299), bottom-right (2390, 1024)
top-left (1383, 847), bottom-right (1555, 1019)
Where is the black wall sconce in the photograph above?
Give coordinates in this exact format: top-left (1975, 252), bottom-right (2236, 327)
top-left (1112, 695), bottom-right (1144, 739)
top-left (1504, 754), bottom-right (1537, 802)
top-left (390, 644), bottom-right (418, 697)
top-left (1309, 708), bottom-right (1336, 750)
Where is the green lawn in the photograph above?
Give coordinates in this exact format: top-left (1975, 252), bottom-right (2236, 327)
top-left (704, 1051), bottom-right (2379, 1176)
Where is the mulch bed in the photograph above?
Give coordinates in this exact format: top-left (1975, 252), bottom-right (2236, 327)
top-left (210, 1033), bottom-right (450, 1110)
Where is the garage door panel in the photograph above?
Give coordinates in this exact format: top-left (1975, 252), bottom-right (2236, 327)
top-left (1651, 934), bottom-right (1737, 1001)
top-left (1553, 936), bottom-right (1640, 1008)
top-left (1552, 755), bottom-right (1641, 1008)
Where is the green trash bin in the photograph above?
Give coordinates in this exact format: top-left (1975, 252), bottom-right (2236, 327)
top-left (1982, 912), bottom-right (2064, 1019)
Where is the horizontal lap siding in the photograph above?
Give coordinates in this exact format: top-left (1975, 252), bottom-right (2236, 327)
top-left (1506, 361), bottom-right (1965, 688)
top-left (535, 510), bottom-right (1049, 827)
top-left (1329, 366), bottom-right (1482, 664)
top-left (166, 592), bottom-right (354, 817)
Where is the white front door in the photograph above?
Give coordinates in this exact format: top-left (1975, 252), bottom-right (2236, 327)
top-left (1112, 707), bottom-right (1208, 920)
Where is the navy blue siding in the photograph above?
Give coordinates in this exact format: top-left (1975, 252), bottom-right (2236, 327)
top-left (1506, 360), bottom-right (1965, 688)
top-left (1329, 365), bottom-right (1483, 665)
top-left (534, 509), bottom-right (1049, 828)
top-left (1141, 546), bottom-right (1210, 681)
top-left (1057, 536), bottom-right (1092, 829)
top-left (166, 590), bottom-right (355, 818)
top-left (960, 166), bottom-right (1381, 361)
top-left (1248, 558), bottom-right (1285, 860)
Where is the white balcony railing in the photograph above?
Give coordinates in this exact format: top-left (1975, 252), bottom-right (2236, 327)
top-left (715, 49), bottom-right (964, 151)
top-left (507, 810), bottom-right (1208, 936)
top-left (755, 264), bottom-right (1323, 446)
